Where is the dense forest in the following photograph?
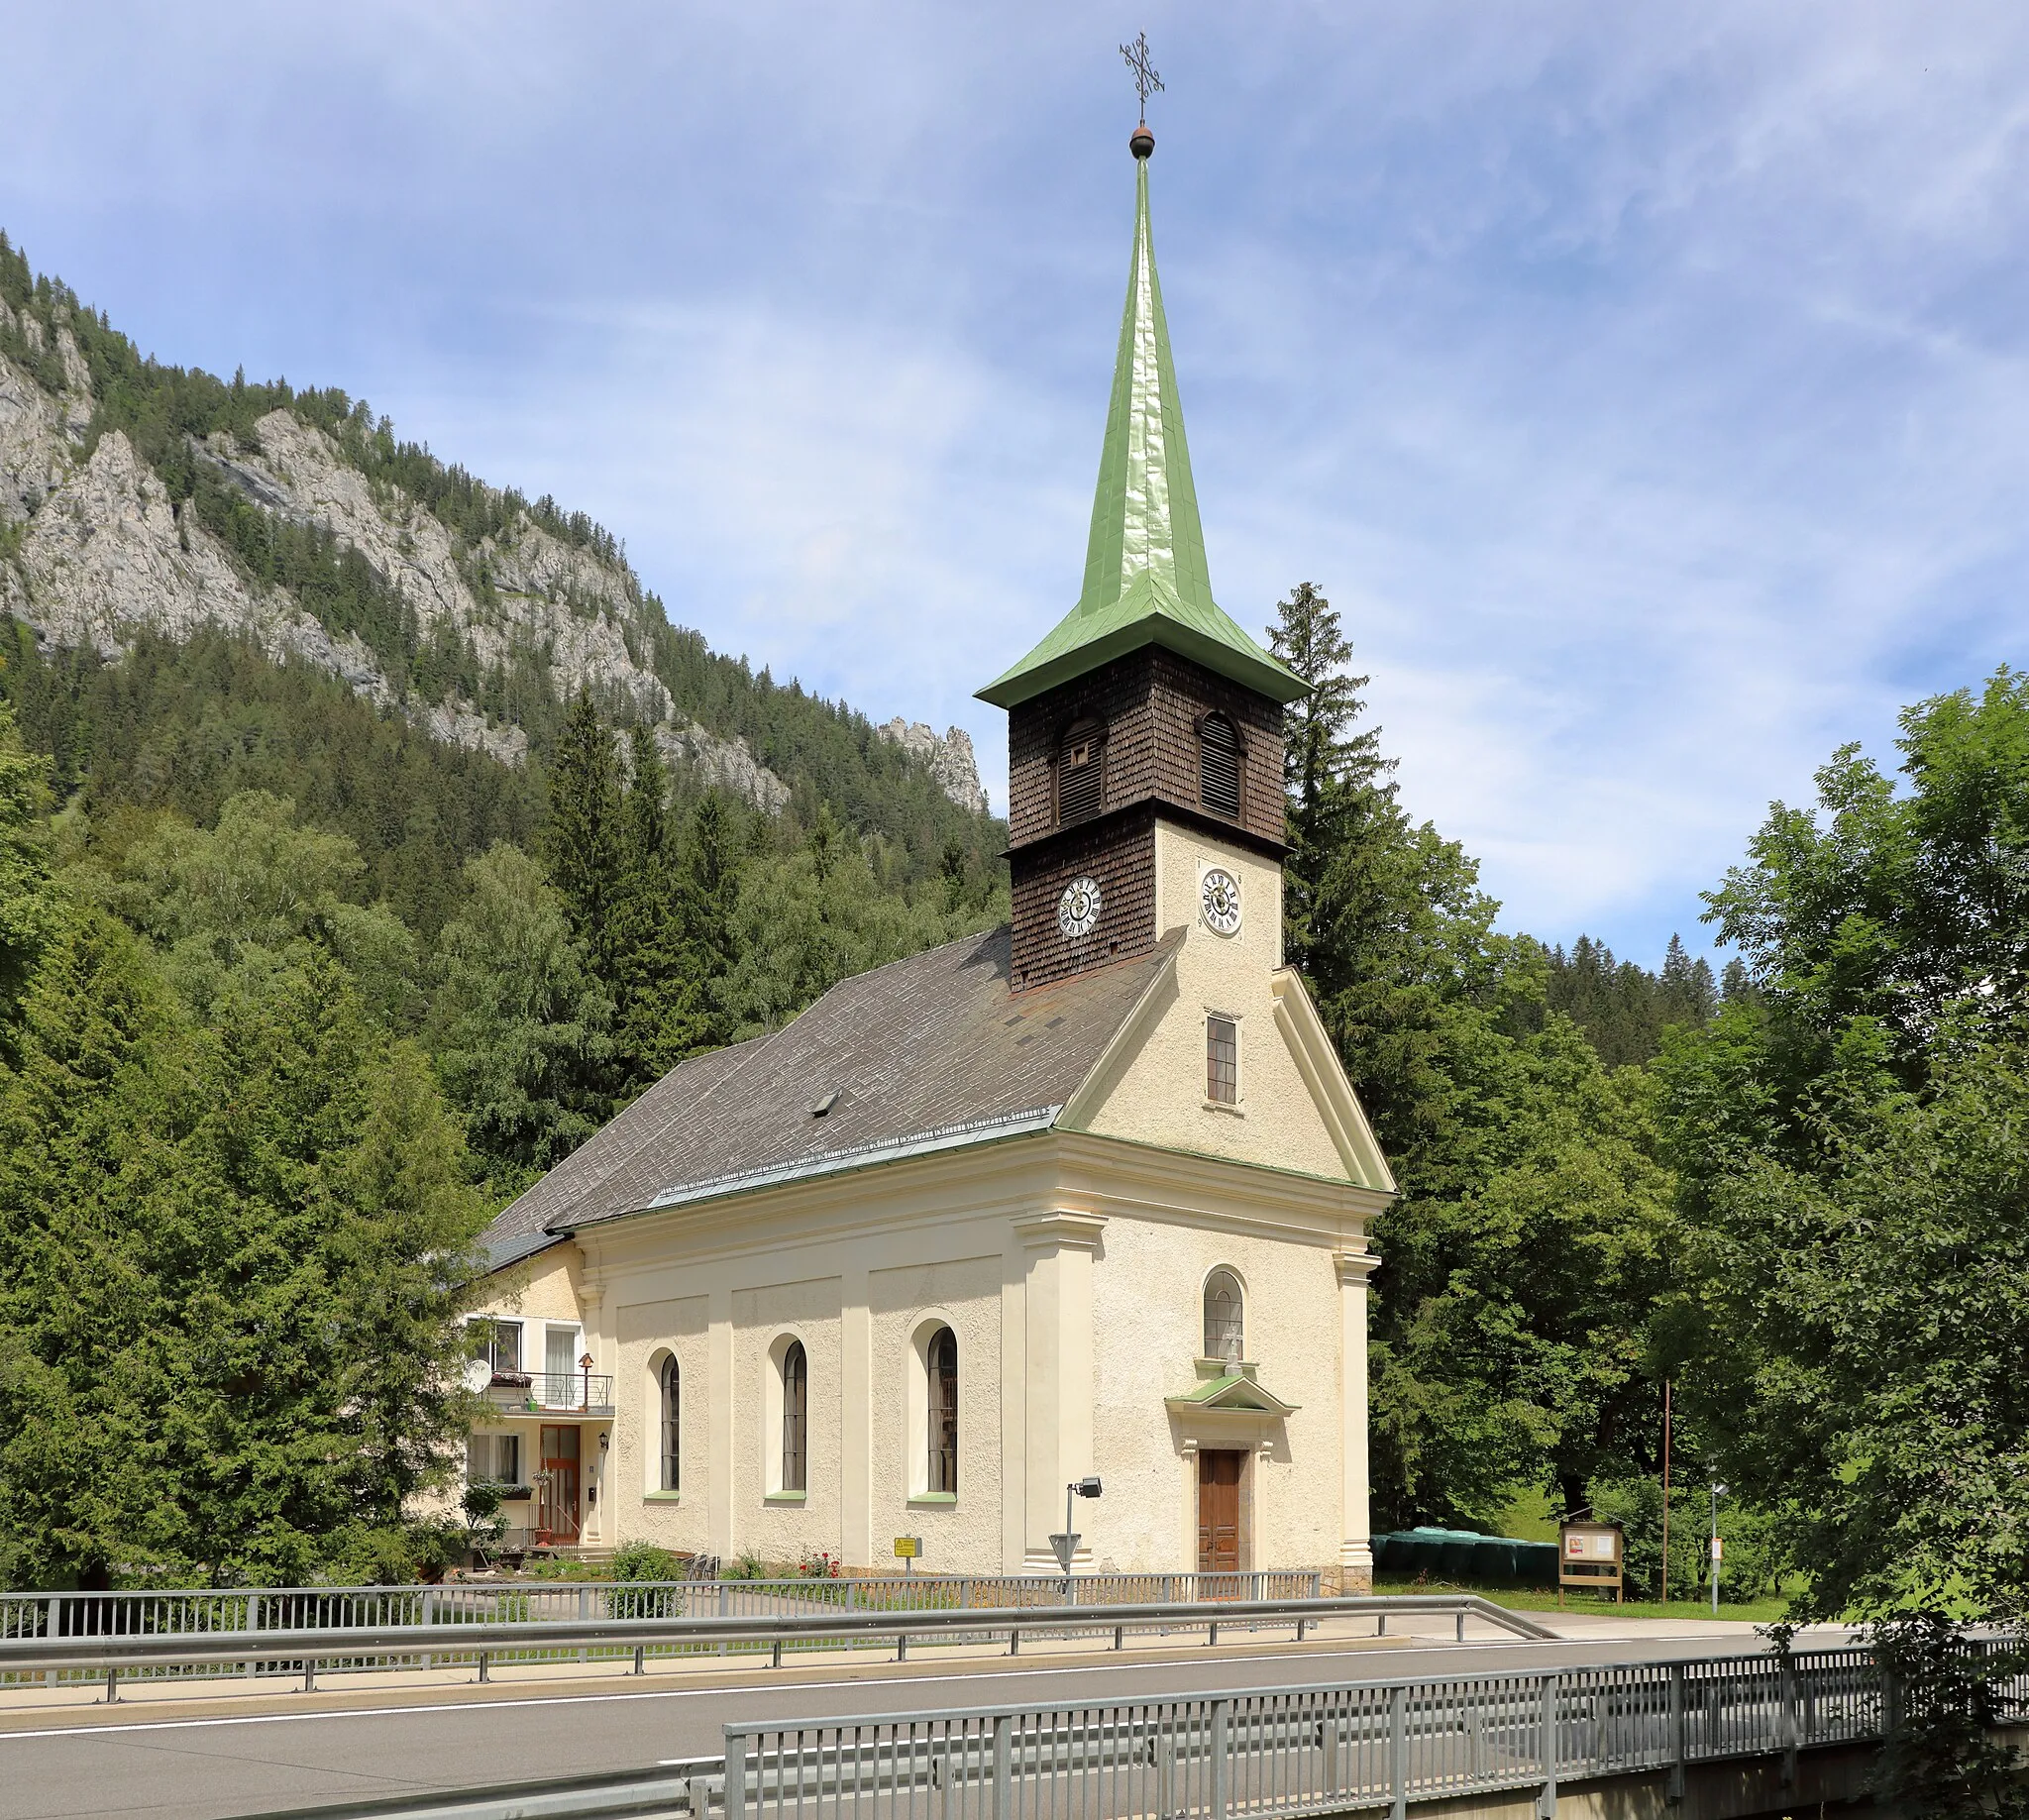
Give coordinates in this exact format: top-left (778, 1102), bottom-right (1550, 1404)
top-left (6, 236), bottom-right (2029, 1798)
top-left (1274, 580), bottom-right (2029, 1672)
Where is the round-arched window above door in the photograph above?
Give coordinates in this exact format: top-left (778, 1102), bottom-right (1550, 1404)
top-left (1204, 1269), bottom-right (1244, 1363)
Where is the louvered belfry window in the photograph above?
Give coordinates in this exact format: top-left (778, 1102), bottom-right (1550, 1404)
top-left (1057, 720), bottom-right (1106, 826)
top-left (1199, 714), bottom-right (1241, 819)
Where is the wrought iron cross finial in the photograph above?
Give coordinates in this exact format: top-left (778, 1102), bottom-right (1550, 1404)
top-left (1120, 32), bottom-right (1163, 124)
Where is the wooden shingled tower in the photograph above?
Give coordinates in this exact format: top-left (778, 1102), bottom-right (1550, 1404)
top-left (978, 124), bottom-right (1308, 992)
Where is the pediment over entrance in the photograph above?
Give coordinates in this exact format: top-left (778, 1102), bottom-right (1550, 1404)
top-left (1164, 1370), bottom-right (1298, 1418)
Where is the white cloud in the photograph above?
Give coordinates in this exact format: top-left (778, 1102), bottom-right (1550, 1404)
top-left (5, 1), bottom-right (2029, 961)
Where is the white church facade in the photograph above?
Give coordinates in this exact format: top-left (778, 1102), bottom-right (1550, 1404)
top-left (463, 129), bottom-right (1395, 1589)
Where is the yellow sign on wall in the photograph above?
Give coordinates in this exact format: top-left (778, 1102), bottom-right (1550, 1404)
top-left (893, 1536), bottom-right (922, 1559)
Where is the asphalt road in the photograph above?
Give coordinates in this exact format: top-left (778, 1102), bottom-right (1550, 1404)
top-left (0, 1623), bottom-right (1809, 1820)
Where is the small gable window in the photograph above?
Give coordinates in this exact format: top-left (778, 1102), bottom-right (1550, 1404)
top-left (1057, 720), bottom-right (1106, 826)
top-left (1207, 1014), bottom-right (1238, 1105)
top-left (1204, 1268), bottom-right (1245, 1362)
top-left (1199, 713), bottom-right (1241, 819)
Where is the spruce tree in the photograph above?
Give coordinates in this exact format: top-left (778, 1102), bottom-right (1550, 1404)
top-left (1265, 582), bottom-right (1500, 1171)
top-left (542, 690), bottom-right (625, 986)
top-left (611, 725), bottom-right (690, 1094)
top-left (1267, 583), bottom-right (1386, 977)
top-left (674, 791), bottom-right (745, 1053)
top-left (0, 700), bottom-right (53, 1031)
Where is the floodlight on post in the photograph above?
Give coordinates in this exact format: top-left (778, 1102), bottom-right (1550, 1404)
top-left (1050, 1477), bottom-right (1104, 1600)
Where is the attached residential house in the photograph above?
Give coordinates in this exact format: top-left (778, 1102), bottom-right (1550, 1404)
top-left (461, 139), bottom-right (1396, 1586)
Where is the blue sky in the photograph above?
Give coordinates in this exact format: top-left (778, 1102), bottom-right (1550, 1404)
top-left (6, 4), bottom-right (2027, 965)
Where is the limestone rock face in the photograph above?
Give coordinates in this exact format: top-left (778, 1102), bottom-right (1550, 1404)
top-left (0, 354), bottom-right (977, 827)
top-left (655, 718), bottom-right (791, 815)
top-left (879, 718), bottom-right (990, 815)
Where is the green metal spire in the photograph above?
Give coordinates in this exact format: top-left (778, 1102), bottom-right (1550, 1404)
top-left (980, 158), bottom-right (1305, 709)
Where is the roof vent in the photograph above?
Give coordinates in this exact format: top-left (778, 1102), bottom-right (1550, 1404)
top-left (809, 1091), bottom-right (840, 1118)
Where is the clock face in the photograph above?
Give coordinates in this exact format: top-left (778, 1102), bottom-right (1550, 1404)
top-left (1200, 867), bottom-right (1242, 936)
top-left (1058, 877), bottom-right (1103, 940)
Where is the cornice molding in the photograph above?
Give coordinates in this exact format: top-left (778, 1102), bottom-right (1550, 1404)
top-left (1335, 1249), bottom-right (1381, 1287)
top-left (1012, 1210), bottom-right (1109, 1250)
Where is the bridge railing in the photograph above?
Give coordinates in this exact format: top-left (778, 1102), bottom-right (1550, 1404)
top-left (720, 1643), bottom-right (1929, 1820)
top-left (0, 1568), bottom-right (1322, 1655)
top-left (0, 1591), bottom-right (1544, 1696)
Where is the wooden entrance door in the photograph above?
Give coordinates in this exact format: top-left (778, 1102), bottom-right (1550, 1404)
top-left (537, 1425), bottom-right (581, 1545)
top-left (1197, 1450), bottom-right (1243, 1575)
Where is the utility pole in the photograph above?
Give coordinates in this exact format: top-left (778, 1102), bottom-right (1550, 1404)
top-left (1709, 1482), bottom-right (1727, 1614)
top-left (1660, 1379), bottom-right (1671, 1606)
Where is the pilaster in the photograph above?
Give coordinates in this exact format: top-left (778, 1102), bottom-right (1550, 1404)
top-left (1014, 1211), bottom-right (1108, 1568)
top-left (1335, 1249), bottom-right (1378, 1591)
top-left (707, 1283), bottom-right (735, 1560)
top-left (840, 1268), bottom-right (873, 1568)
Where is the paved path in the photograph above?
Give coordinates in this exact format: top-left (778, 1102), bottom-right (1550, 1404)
top-left (0, 1614), bottom-right (1845, 1820)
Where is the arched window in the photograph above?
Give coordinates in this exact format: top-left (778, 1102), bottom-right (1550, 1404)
top-left (1204, 1268), bottom-right (1244, 1363)
top-left (927, 1327), bottom-right (958, 1494)
top-left (659, 1354), bottom-right (680, 1492)
top-left (1057, 719), bottom-right (1106, 826)
top-left (1199, 713), bottom-right (1241, 819)
top-left (781, 1339), bottom-right (807, 1492)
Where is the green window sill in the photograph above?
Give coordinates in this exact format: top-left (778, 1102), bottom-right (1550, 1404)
top-left (908, 1493), bottom-right (958, 1506)
top-left (764, 1492), bottom-right (807, 1505)
top-left (642, 1492), bottom-right (682, 1504)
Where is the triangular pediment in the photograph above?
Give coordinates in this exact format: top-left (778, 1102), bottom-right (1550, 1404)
top-left (1164, 1372), bottom-right (1299, 1418)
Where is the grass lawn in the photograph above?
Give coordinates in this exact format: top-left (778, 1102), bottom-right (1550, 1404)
top-left (1374, 1572), bottom-right (1793, 1626)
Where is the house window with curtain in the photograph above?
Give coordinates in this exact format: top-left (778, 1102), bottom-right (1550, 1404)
top-left (781, 1339), bottom-right (808, 1492)
top-left (659, 1355), bottom-right (680, 1493)
top-left (1199, 713), bottom-right (1241, 818)
top-left (927, 1327), bottom-right (958, 1495)
top-left (468, 1318), bottom-right (522, 1376)
top-left (1204, 1268), bottom-right (1244, 1362)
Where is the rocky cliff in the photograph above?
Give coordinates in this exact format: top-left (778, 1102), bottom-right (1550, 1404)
top-left (877, 719), bottom-right (989, 816)
top-left (0, 286), bottom-right (985, 822)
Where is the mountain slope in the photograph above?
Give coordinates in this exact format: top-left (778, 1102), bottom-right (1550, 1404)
top-left (0, 233), bottom-right (995, 878)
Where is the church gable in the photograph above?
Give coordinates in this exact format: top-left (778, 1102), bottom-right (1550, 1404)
top-left (1057, 825), bottom-right (1393, 1193)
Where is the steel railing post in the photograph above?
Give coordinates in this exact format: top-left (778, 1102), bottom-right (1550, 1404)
top-left (1537, 1674), bottom-right (1558, 1819)
top-left (1212, 1698), bottom-right (1230, 1820)
top-left (725, 1731), bottom-right (748, 1820)
top-left (1389, 1686), bottom-right (1408, 1820)
top-left (1777, 1646), bottom-right (1797, 1785)
top-left (993, 1714), bottom-right (1012, 1820)
top-left (1667, 1662), bottom-right (1685, 1799)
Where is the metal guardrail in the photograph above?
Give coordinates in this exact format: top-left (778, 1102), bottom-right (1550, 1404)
top-left (0, 1595), bottom-right (1548, 1696)
top-left (0, 1569), bottom-right (1323, 1650)
top-left (239, 1643), bottom-right (1972, 1820)
top-left (723, 1645), bottom-right (1931, 1820)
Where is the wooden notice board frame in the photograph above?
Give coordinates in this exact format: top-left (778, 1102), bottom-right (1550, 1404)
top-left (1557, 1521), bottom-right (1624, 1605)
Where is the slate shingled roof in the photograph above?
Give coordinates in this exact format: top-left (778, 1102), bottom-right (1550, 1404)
top-left (480, 924), bottom-right (1179, 1268)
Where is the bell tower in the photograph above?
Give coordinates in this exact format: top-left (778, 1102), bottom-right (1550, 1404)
top-left (978, 125), bottom-right (1306, 993)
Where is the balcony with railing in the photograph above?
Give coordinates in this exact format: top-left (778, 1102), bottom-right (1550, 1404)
top-left (482, 1370), bottom-right (614, 1416)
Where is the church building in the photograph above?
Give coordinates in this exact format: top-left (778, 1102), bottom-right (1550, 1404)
top-left (463, 126), bottom-right (1395, 1588)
